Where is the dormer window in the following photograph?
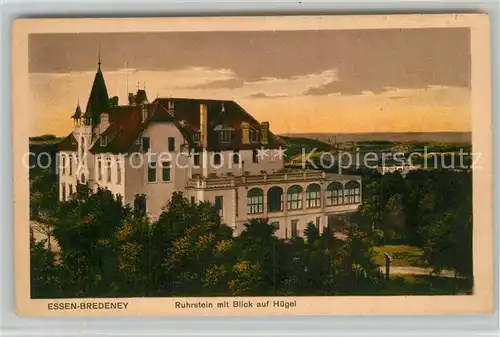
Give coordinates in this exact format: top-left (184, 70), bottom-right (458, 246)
top-left (249, 130), bottom-right (258, 143)
top-left (193, 132), bottom-right (200, 142)
top-left (220, 130), bottom-right (232, 143)
top-left (100, 135), bottom-right (107, 147)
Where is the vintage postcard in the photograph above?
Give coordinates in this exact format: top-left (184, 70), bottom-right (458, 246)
top-left (13, 14), bottom-right (493, 316)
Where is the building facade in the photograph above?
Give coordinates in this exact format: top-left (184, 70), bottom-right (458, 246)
top-left (58, 61), bottom-right (362, 238)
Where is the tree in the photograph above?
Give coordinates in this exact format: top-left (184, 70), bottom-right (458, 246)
top-left (30, 167), bottom-right (59, 250)
top-left (51, 186), bottom-right (130, 297)
top-left (30, 235), bottom-right (63, 298)
top-left (422, 211), bottom-right (473, 280)
top-left (335, 227), bottom-right (382, 292)
top-left (304, 222), bottom-right (319, 246)
top-left (235, 219), bottom-right (282, 295)
top-left (152, 192), bottom-right (234, 295)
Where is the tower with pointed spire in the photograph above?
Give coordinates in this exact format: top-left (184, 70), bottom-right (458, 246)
top-left (71, 99), bottom-right (82, 126)
top-left (83, 49), bottom-right (110, 127)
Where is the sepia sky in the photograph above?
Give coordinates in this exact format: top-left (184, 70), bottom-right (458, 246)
top-left (29, 28), bottom-right (471, 136)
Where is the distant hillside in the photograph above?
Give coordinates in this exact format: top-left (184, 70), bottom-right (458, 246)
top-left (279, 136), bottom-right (333, 159)
top-left (280, 132), bottom-right (471, 144)
top-left (30, 134), bottom-right (63, 145)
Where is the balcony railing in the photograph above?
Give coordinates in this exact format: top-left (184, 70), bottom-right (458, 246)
top-left (187, 170), bottom-right (327, 189)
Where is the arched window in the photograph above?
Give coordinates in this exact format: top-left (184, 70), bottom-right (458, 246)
top-left (287, 185), bottom-right (303, 211)
top-left (80, 173), bottom-right (86, 184)
top-left (247, 188), bottom-right (264, 214)
top-left (326, 182), bottom-right (343, 206)
top-left (267, 186), bottom-right (283, 212)
top-left (344, 181), bottom-right (361, 204)
top-left (306, 183), bottom-right (321, 208)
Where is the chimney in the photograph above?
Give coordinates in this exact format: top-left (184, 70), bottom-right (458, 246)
top-left (200, 103), bottom-right (208, 148)
top-left (241, 122), bottom-right (250, 144)
top-left (109, 96), bottom-right (119, 107)
top-left (128, 93), bottom-right (135, 105)
top-left (260, 121), bottom-right (269, 145)
top-left (167, 99), bottom-right (175, 116)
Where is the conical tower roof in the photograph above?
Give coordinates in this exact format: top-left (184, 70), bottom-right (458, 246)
top-left (71, 102), bottom-right (82, 119)
top-left (84, 56), bottom-right (109, 125)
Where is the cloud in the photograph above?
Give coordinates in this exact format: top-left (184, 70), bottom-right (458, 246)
top-left (245, 92), bottom-right (289, 99)
top-left (29, 67), bottom-right (469, 137)
top-left (186, 78), bottom-right (245, 90)
top-left (30, 66), bottom-right (237, 93)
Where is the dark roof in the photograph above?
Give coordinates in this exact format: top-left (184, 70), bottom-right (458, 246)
top-left (83, 64), bottom-right (109, 125)
top-left (58, 133), bottom-right (78, 151)
top-left (71, 104), bottom-right (82, 119)
top-left (89, 96), bottom-right (285, 154)
top-left (134, 89), bottom-right (148, 105)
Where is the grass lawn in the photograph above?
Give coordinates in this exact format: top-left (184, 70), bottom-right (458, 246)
top-left (373, 245), bottom-right (424, 267)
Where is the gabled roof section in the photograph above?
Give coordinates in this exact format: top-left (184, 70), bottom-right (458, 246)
top-left (152, 97), bottom-right (284, 151)
top-left (58, 133), bottom-right (78, 151)
top-left (89, 97), bottom-right (285, 154)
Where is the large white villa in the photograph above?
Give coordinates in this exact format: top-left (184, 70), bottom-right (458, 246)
top-left (58, 61), bottom-right (362, 238)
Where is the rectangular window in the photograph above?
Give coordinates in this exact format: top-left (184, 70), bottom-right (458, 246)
top-left (332, 189), bottom-right (342, 205)
top-left (287, 191), bottom-right (303, 210)
top-left (232, 150), bottom-right (240, 164)
top-left (248, 194), bottom-right (264, 214)
top-left (148, 161), bottom-right (157, 183)
top-left (220, 131), bottom-right (232, 143)
top-left (252, 149), bottom-right (258, 163)
top-left (291, 220), bottom-right (298, 238)
top-left (69, 155), bottom-right (73, 176)
top-left (162, 162), bottom-right (171, 182)
top-left (142, 137), bottom-right (150, 152)
top-left (235, 189), bottom-right (239, 217)
top-left (215, 196), bottom-right (223, 219)
top-left (315, 217), bottom-right (321, 228)
top-left (344, 190), bottom-right (351, 204)
top-left (213, 152), bottom-right (221, 165)
top-left (61, 183), bottom-right (66, 201)
top-left (306, 190), bottom-right (321, 208)
top-left (344, 186), bottom-right (360, 204)
top-left (69, 184), bottom-right (73, 196)
top-left (116, 162), bottom-right (122, 184)
top-left (191, 196), bottom-right (195, 204)
top-left (168, 137), bottom-right (175, 152)
top-left (193, 132), bottom-right (200, 142)
top-left (62, 155), bottom-right (66, 175)
top-left (107, 160), bottom-right (112, 182)
top-left (193, 151), bottom-right (200, 166)
top-left (249, 130), bottom-right (258, 143)
top-left (98, 159), bottom-right (102, 181)
top-left (134, 195), bottom-right (147, 215)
